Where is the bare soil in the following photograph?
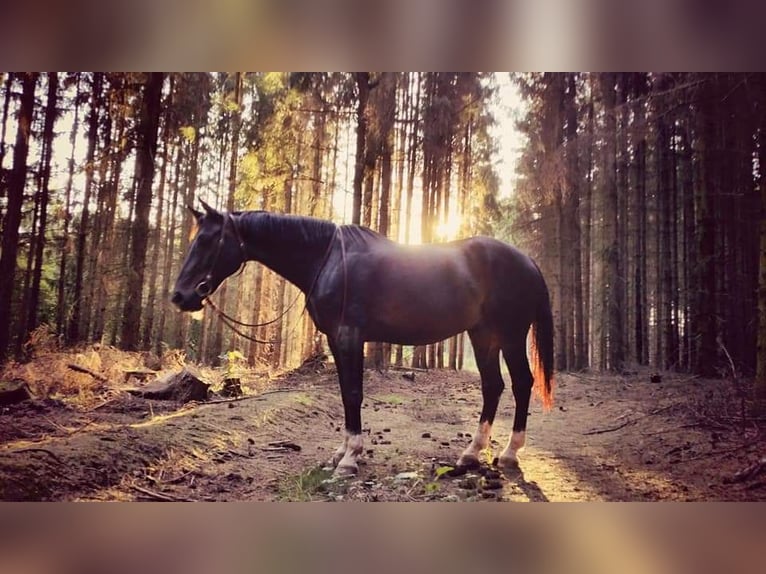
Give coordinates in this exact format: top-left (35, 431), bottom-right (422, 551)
top-left (1, 364), bottom-right (764, 501)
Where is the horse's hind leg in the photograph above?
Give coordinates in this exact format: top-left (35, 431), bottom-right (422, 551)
top-left (326, 327), bottom-right (365, 476)
top-left (497, 337), bottom-right (533, 468)
top-left (457, 327), bottom-right (503, 468)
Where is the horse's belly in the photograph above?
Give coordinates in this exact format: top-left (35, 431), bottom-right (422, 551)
top-left (366, 291), bottom-right (480, 345)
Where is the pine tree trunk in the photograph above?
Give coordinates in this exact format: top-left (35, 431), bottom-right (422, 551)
top-left (679, 122), bottom-right (695, 370)
top-left (142, 106), bottom-right (170, 349)
top-left (57, 75), bottom-right (82, 336)
top-left (565, 74), bottom-right (585, 369)
top-left (91, 92), bottom-right (125, 343)
top-left (655, 74), bottom-right (675, 370)
top-left (0, 73), bottom-right (37, 361)
top-left (157, 143), bottom-right (182, 356)
top-left (24, 73), bottom-right (58, 342)
top-left (582, 90), bottom-right (594, 367)
top-left (601, 72), bottom-right (623, 370)
top-left (631, 74), bottom-right (649, 366)
top-left (352, 73), bottom-right (370, 225)
top-left (0, 73), bottom-right (13, 186)
top-left (755, 110), bottom-right (766, 407)
top-left (694, 76), bottom-right (719, 377)
top-left (120, 72), bottom-right (164, 351)
top-left (69, 73), bottom-right (102, 343)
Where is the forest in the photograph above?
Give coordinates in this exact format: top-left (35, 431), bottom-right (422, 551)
top-left (0, 72), bottom-right (764, 400)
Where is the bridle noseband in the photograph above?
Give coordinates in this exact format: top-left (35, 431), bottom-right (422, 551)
top-left (194, 213), bottom-right (247, 299)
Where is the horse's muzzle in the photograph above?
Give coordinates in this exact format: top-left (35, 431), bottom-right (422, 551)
top-left (171, 290), bottom-right (203, 312)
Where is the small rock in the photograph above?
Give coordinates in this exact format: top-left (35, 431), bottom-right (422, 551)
top-left (478, 468), bottom-right (501, 480)
top-left (383, 428), bottom-right (391, 433)
top-left (483, 478), bottom-right (503, 490)
top-left (422, 432), bottom-right (432, 439)
top-left (380, 440), bottom-right (392, 445)
top-left (440, 441), bottom-right (450, 447)
top-left (394, 471), bottom-right (419, 481)
top-left (457, 432), bottom-right (464, 438)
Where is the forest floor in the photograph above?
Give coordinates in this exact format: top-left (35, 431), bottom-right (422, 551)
top-left (1, 348), bottom-right (765, 502)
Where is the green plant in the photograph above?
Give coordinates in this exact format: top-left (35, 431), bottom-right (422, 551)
top-left (373, 393), bottom-right (406, 405)
top-left (425, 465), bottom-right (454, 494)
top-left (277, 466), bottom-right (335, 501)
top-left (294, 393), bottom-right (313, 407)
top-left (220, 349), bottom-right (246, 379)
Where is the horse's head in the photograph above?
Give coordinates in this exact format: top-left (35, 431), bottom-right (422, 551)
top-left (171, 201), bottom-right (245, 312)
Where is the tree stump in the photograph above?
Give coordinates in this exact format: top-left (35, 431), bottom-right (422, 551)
top-left (0, 380), bottom-right (33, 406)
top-left (221, 377), bottom-right (243, 398)
top-left (127, 368), bottom-right (209, 403)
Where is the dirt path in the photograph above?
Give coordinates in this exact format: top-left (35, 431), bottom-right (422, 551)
top-left (1, 367), bottom-right (763, 501)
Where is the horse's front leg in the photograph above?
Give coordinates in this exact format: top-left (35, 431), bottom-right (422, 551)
top-left (327, 327), bottom-right (365, 476)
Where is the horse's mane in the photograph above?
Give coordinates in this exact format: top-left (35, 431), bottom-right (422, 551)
top-left (237, 211), bottom-right (336, 245)
top-left (237, 210), bottom-right (392, 249)
top-left (339, 224), bottom-right (393, 247)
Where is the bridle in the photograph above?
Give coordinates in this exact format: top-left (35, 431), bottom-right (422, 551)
top-left (198, 215), bottom-right (347, 344)
top-left (194, 213), bottom-right (247, 299)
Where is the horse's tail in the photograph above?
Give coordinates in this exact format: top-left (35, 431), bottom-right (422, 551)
top-left (529, 282), bottom-right (554, 410)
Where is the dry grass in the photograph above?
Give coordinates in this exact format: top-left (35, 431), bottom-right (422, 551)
top-left (1, 325), bottom-right (277, 409)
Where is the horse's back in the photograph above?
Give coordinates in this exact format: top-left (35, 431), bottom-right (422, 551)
top-left (331, 234), bottom-right (546, 343)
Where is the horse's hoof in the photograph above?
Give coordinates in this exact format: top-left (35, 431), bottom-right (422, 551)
top-left (333, 462), bottom-right (358, 477)
top-left (496, 455), bottom-right (520, 471)
top-left (456, 454), bottom-right (481, 469)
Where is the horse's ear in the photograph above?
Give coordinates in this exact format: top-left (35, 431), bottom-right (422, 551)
top-left (188, 205), bottom-right (203, 221)
top-left (200, 200), bottom-right (219, 216)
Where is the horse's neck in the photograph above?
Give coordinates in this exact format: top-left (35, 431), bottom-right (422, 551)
top-left (238, 212), bottom-right (334, 293)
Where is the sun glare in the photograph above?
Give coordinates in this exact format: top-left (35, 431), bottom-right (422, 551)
top-left (190, 309), bottom-right (205, 321)
top-left (434, 213), bottom-right (463, 241)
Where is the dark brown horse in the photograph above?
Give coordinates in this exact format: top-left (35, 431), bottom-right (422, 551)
top-left (172, 202), bottom-right (554, 476)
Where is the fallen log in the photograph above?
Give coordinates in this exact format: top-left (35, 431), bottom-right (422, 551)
top-left (67, 363), bottom-right (108, 382)
top-left (0, 380), bottom-right (33, 406)
top-left (389, 365), bottom-right (428, 373)
top-left (127, 368), bottom-right (210, 403)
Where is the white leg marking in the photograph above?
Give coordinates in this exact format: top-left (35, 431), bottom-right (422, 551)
top-left (498, 431), bottom-right (526, 467)
top-left (334, 432), bottom-right (363, 476)
top-left (457, 421), bottom-right (492, 467)
top-left (329, 433), bottom-right (349, 467)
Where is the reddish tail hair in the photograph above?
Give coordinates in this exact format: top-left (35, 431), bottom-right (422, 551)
top-left (529, 294), bottom-right (554, 410)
